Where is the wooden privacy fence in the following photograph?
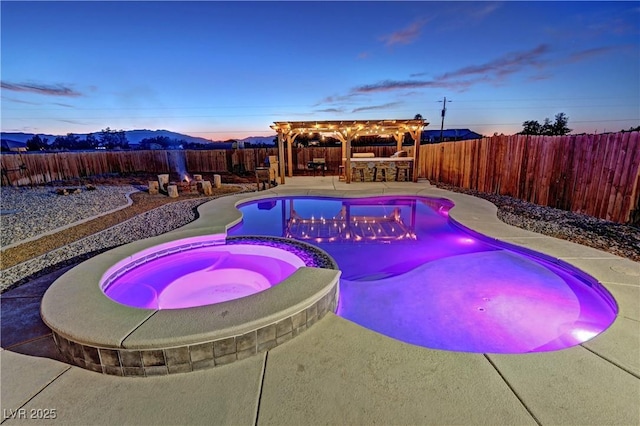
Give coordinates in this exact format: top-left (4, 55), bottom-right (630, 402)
top-left (0, 146), bottom-right (400, 186)
top-left (1, 151), bottom-right (172, 186)
top-left (3, 134), bottom-right (637, 223)
top-left (419, 132), bottom-right (640, 224)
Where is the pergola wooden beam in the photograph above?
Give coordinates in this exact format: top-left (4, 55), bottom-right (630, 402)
top-left (270, 119), bottom-right (428, 183)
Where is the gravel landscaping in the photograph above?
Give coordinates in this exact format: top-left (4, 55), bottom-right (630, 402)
top-left (433, 182), bottom-right (639, 262)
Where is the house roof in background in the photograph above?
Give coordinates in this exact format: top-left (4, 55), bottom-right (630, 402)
top-left (422, 129), bottom-right (483, 139)
top-left (1, 139), bottom-right (27, 149)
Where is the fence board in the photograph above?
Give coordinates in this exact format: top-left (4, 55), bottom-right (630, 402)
top-left (593, 134), bottom-right (615, 218)
top-left (548, 137), bottom-right (565, 209)
top-left (606, 132), bottom-right (631, 221)
top-left (570, 135), bottom-right (589, 212)
top-left (557, 136), bottom-right (575, 211)
top-left (513, 134), bottom-right (527, 199)
top-left (524, 136), bottom-right (538, 202)
top-left (476, 138), bottom-right (486, 192)
top-left (504, 135), bottom-right (520, 197)
top-left (583, 134), bottom-right (608, 215)
top-left (616, 132), bottom-right (640, 222)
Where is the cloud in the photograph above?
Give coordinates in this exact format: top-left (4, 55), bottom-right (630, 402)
top-left (584, 12), bottom-right (639, 36)
top-left (1, 96), bottom-right (41, 105)
top-left (428, 2), bottom-right (501, 33)
top-left (52, 102), bottom-right (75, 108)
top-left (353, 44), bottom-right (551, 95)
top-left (466, 2), bottom-right (502, 20)
top-left (1, 81), bottom-right (82, 97)
top-left (4, 126), bottom-right (39, 133)
top-left (352, 78), bottom-right (477, 94)
top-left (357, 51), bottom-right (371, 60)
top-left (438, 44), bottom-right (550, 80)
top-left (565, 45), bottom-right (626, 63)
top-left (354, 80), bottom-right (437, 93)
top-left (352, 102), bottom-right (402, 113)
top-left (315, 93), bottom-right (363, 106)
top-left (331, 41), bottom-right (621, 106)
top-left (380, 19), bottom-right (428, 46)
top-left (57, 119), bottom-right (87, 125)
top-left (527, 73), bottom-right (553, 82)
top-left (315, 108), bottom-right (345, 113)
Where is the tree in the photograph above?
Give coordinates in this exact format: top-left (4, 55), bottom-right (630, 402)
top-left (51, 136), bottom-right (67, 150)
top-left (521, 120), bottom-right (541, 135)
top-left (551, 112), bottom-right (571, 135)
top-left (99, 128), bottom-right (129, 149)
top-left (541, 118), bottom-right (553, 135)
top-left (520, 112), bottom-right (571, 136)
top-left (414, 113), bottom-right (423, 120)
top-left (85, 134), bottom-right (98, 149)
top-left (26, 135), bottom-right (47, 151)
top-left (51, 133), bottom-right (80, 150)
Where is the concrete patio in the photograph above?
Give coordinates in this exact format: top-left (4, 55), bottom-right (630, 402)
top-left (2, 177), bottom-right (638, 425)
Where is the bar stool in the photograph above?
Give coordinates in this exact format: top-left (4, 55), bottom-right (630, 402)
top-left (388, 162), bottom-right (399, 182)
top-left (351, 163), bottom-right (372, 182)
top-left (363, 162), bottom-right (374, 182)
top-left (374, 163), bottom-right (393, 182)
top-left (396, 162), bottom-right (410, 182)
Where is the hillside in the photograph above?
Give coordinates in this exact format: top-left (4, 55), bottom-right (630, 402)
top-left (0, 130), bottom-right (276, 146)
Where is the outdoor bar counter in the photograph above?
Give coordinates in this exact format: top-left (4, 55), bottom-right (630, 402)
top-left (347, 157), bottom-right (413, 182)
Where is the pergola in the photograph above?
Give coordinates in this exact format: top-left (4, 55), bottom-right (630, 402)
top-left (270, 119), bottom-right (427, 184)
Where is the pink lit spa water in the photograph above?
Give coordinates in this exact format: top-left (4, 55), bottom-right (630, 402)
top-left (102, 236), bottom-right (332, 310)
top-left (227, 196), bottom-right (617, 354)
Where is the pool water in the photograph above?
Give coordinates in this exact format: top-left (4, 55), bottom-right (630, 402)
top-left (227, 196), bottom-right (617, 354)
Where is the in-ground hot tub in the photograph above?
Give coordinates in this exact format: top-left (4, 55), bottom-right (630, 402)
top-left (41, 233), bottom-right (340, 377)
top-left (102, 236), bottom-right (315, 309)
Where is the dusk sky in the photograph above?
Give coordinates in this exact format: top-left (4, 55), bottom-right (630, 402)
top-left (1, 1), bottom-right (638, 140)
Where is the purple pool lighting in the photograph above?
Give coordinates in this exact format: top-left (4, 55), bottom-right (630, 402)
top-left (227, 196), bottom-right (618, 354)
top-left (101, 236), bottom-right (323, 310)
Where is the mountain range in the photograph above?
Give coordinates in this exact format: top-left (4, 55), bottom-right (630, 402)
top-left (0, 129), bottom-right (277, 146)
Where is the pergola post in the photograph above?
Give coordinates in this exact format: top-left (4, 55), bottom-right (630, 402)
top-left (277, 131), bottom-right (286, 184)
top-left (286, 133), bottom-right (297, 178)
top-left (334, 132), bottom-right (348, 183)
top-left (409, 128), bottom-right (422, 182)
top-left (394, 133), bottom-right (404, 152)
top-left (345, 135), bottom-right (353, 183)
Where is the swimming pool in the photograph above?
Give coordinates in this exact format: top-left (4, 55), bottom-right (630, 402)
top-left (227, 195), bottom-right (617, 354)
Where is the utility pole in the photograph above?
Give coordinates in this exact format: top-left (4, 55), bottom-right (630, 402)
top-left (438, 97), bottom-right (452, 142)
